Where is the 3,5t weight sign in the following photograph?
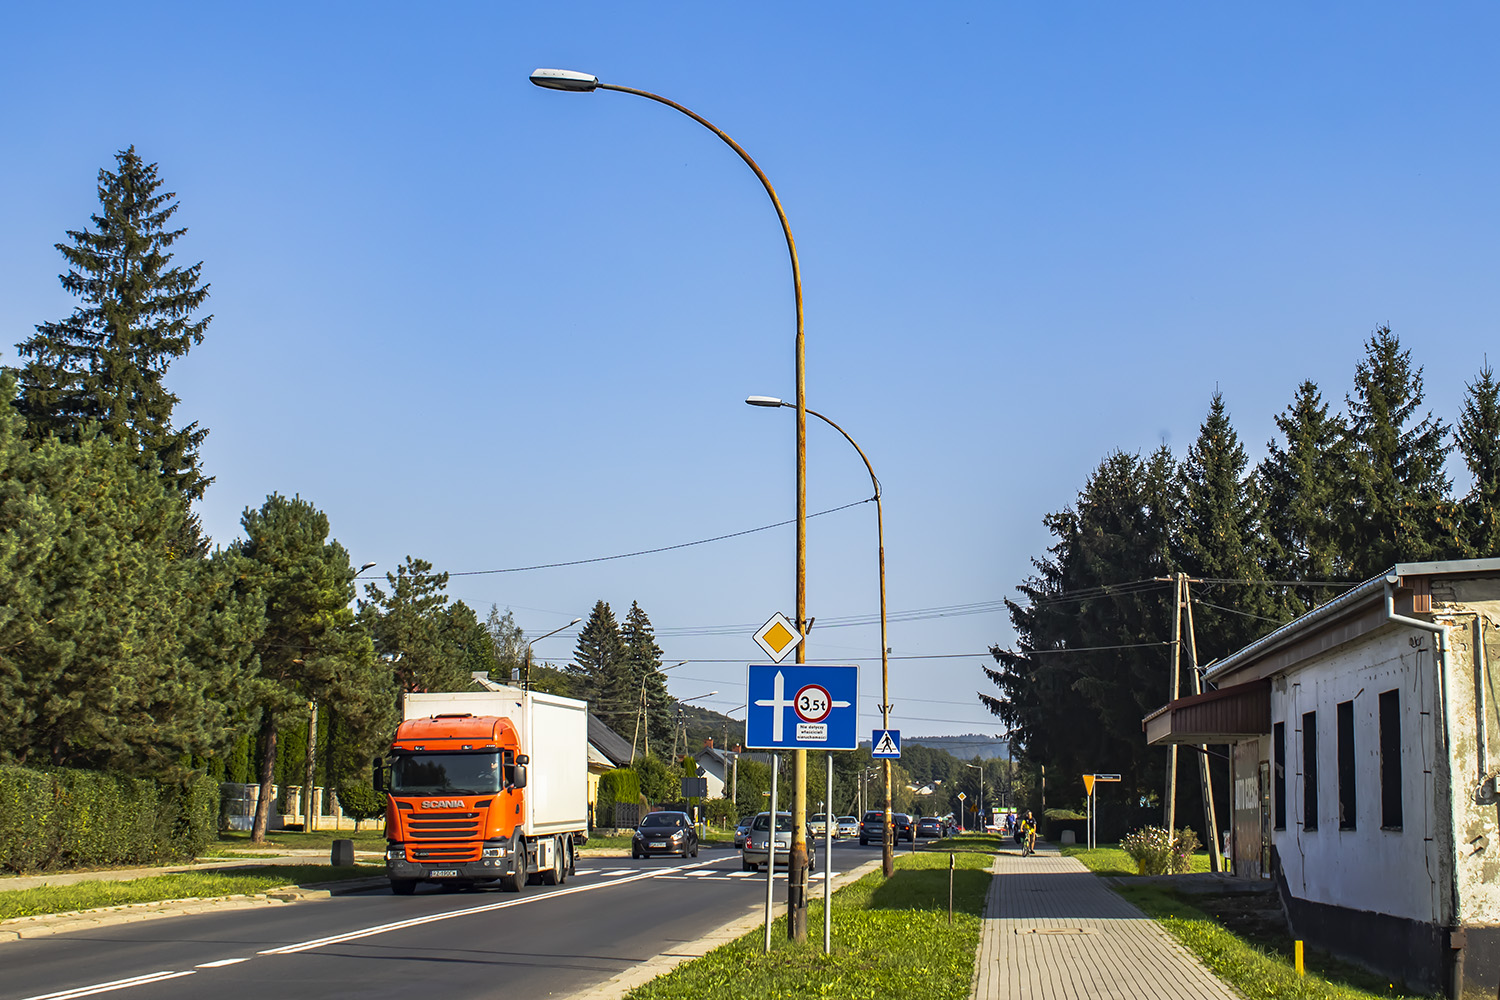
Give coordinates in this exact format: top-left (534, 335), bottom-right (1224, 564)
top-left (795, 685), bottom-right (832, 723)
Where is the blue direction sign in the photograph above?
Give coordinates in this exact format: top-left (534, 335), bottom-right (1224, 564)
top-left (871, 729), bottom-right (901, 758)
top-left (745, 664), bottom-right (858, 750)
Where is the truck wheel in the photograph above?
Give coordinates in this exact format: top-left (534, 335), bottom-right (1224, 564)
top-left (505, 836), bottom-right (527, 894)
top-left (542, 836), bottom-right (563, 886)
top-left (391, 879), bottom-right (417, 896)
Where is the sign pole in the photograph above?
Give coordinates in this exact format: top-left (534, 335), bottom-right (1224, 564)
top-left (824, 753), bottom-right (833, 953)
top-left (764, 754), bottom-right (778, 954)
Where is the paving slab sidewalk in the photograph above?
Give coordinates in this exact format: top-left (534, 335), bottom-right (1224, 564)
top-left (971, 843), bottom-right (1240, 1000)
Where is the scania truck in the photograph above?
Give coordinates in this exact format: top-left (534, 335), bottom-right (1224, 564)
top-left (374, 688), bottom-right (589, 895)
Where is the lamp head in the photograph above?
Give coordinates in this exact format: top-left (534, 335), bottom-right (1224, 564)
top-left (530, 68), bottom-right (600, 92)
top-left (745, 395), bottom-right (787, 407)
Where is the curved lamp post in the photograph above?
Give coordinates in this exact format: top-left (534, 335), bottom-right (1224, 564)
top-left (533, 68), bottom-right (814, 941)
top-left (524, 618), bottom-right (583, 691)
top-left (634, 660), bottom-right (689, 762)
top-left (747, 395), bottom-right (894, 878)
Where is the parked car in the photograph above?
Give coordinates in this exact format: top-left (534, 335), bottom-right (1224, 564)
top-left (916, 816), bottom-right (945, 839)
top-left (734, 816), bottom-right (754, 848)
top-left (742, 811), bottom-right (818, 872)
top-left (632, 810), bottom-right (699, 858)
top-left (809, 813), bottom-right (829, 836)
top-left (837, 815), bottom-right (859, 838)
top-left (858, 810), bottom-right (916, 844)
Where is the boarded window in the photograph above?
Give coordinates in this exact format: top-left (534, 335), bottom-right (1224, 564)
top-left (1273, 721), bottom-right (1286, 830)
top-left (1380, 689), bottom-right (1402, 830)
top-left (1302, 711), bottom-right (1318, 831)
top-left (1337, 700), bottom-right (1356, 830)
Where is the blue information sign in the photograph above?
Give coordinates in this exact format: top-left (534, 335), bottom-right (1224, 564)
top-left (871, 729), bottom-right (901, 758)
top-left (745, 664), bottom-right (858, 750)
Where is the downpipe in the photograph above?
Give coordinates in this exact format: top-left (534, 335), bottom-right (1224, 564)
top-left (1384, 576), bottom-right (1463, 1000)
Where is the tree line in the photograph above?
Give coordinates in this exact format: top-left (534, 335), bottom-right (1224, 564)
top-left (0, 147), bottom-right (532, 841)
top-left (983, 327), bottom-right (1500, 834)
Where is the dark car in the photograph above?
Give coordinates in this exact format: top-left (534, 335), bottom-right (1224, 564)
top-left (858, 810), bottom-right (916, 844)
top-left (632, 810), bottom-right (699, 858)
top-left (734, 816), bottom-right (753, 848)
top-left (916, 816), bottom-right (945, 839)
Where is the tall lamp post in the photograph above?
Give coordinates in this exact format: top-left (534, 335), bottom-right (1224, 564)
top-left (746, 395), bottom-right (894, 878)
top-left (304, 559), bottom-right (377, 834)
top-left (532, 67), bottom-right (813, 940)
top-left (523, 618), bottom-right (582, 691)
top-left (634, 660), bottom-right (689, 762)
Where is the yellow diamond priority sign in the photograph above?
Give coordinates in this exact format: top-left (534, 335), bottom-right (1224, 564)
top-left (753, 612), bottom-right (803, 663)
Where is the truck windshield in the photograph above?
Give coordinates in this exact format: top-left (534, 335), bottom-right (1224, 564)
top-left (390, 752), bottom-right (501, 795)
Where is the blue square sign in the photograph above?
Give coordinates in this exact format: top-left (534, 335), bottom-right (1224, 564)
top-left (871, 729), bottom-right (901, 758)
top-left (745, 664), bottom-right (858, 750)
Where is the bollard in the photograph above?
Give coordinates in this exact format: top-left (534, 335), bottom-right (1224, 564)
top-left (331, 838), bottom-right (355, 867)
top-left (948, 852), bottom-right (955, 925)
top-left (1294, 940), bottom-right (1304, 976)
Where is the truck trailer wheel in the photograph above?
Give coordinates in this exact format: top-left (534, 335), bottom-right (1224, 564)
top-left (391, 879), bottom-right (417, 896)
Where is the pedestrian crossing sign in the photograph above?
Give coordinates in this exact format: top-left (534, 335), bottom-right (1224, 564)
top-left (871, 729), bottom-right (901, 758)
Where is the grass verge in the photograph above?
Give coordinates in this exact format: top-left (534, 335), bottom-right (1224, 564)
top-left (1060, 843), bottom-right (1211, 875)
top-left (626, 850), bottom-right (992, 1000)
top-left (207, 829), bottom-right (388, 854)
top-left (0, 864), bottom-right (384, 921)
top-left (1114, 882), bottom-right (1435, 999)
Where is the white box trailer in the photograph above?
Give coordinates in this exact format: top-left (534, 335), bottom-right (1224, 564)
top-left (402, 688), bottom-right (589, 837)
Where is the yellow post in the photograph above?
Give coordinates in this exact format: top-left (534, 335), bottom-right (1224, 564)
top-left (1294, 939), bottom-right (1304, 976)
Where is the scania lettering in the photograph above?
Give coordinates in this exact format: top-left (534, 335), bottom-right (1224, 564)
top-left (375, 688), bottom-right (589, 895)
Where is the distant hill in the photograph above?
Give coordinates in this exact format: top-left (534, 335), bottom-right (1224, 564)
top-left (871, 734), bottom-right (1011, 761)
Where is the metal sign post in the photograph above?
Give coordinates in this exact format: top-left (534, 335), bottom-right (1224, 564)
top-left (824, 753), bottom-right (833, 953)
top-left (764, 754), bottom-right (779, 953)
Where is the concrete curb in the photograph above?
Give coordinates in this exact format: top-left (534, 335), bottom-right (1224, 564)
top-left (0, 875), bottom-right (388, 943)
top-left (559, 856), bottom-right (887, 1000)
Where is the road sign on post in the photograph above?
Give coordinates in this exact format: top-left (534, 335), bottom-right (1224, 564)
top-left (745, 664), bottom-right (858, 750)
top-left (752, 613), bottom-right (804, 663)
top-left (871, 729), bottom-right (901, 758)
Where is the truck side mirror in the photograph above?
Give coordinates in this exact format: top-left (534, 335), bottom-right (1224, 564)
top-left (513, 765), bottom-right (528, 789)
top-left (372, 757), bottom-right (386, 792)
top-left (516, 754), bottom-right (530, 766)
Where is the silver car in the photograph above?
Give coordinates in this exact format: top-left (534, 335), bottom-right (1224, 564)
top-left (741, 811), bottom-right (819, 872)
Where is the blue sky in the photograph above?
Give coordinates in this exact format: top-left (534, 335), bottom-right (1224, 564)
top-left (2, 4), bottom-right (1497, 739)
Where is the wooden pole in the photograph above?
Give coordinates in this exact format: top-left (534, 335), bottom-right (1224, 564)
top-left (1183, 578), bottom-right (1222, 872)
top-left (1166, 574), bottom-right (1182, 835)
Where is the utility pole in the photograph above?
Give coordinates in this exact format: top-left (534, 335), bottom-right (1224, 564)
top-left (1183, 577), bottom-right (1223, 872)
top-left (1166, 574), bottom-right (1182, 836)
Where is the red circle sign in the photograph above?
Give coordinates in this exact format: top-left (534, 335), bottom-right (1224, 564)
top-left (795, 684), bottom-right (832, 723)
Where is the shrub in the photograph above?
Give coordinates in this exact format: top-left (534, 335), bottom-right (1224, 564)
top-left (596, 768), bottom-right (641, 827)
top-left (0, 765), bottom-right (217, 874)
top-left (1120, 825), bottom-right (1201, 875)
top-left (335, 782), bottom-right (386, 828)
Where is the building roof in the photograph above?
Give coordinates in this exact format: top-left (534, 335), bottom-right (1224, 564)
top-left (587, 714), bottom-right (635, 769)
top-left (695, 746), bottom-right (776, 771)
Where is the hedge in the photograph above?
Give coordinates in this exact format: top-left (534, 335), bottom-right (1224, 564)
top-left (0, 764), bottom-right (217, 874)
top-left (596, 768), bottom-right (640, 827)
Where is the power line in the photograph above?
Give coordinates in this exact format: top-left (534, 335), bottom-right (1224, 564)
top-left (447, 498), bottom-right (871, 577)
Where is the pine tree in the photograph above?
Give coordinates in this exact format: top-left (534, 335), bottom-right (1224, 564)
top-left (359, 557), bottom-right (467, 693)
top-left (439, 600), bottom-right (499, 683)
top-left (1259, 380), bottom-right (1353, 610)
top-left (12, 147), bottom-right (213, 508)
top-left (621, 602), bottom-right (671, 755)
top-left (1344, 326), bottom-right (1458, 573)
top-left (573, 600), bottom-right (630, 733)
top-left (1457, 360), bottom-right (1500, 558)
top-left (1177, 393), bottom-right (1281, 653)
top-left (231, 494), bottom-right (391, 842)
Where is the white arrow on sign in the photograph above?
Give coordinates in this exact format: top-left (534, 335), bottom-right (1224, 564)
top-left (754, 670), bottom-right (852, 743)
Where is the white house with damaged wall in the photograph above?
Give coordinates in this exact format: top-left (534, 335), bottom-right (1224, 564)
top-left (1144, 559), bottom-right (1500, 999)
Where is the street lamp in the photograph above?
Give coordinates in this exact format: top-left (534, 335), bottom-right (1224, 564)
top-left (747, 395), bottom-right (894, 878)
top-left (533, 67), bottom-right (813, 941)
top-left (670, 691), bottom-right (720, 761)
top-left (524, 618), bottom-right (583, 691)
top-left (634, 660), bottom-right (689, 762)
top-left (305, 560), bottom-right (378, 834)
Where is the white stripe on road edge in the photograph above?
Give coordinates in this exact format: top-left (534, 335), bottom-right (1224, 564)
top-left (195, 959), bottom-right (248, 968)
top-left (20, 970), bottom-right (196, 1000)
top-left (258, 858), bottom-right (723, 956)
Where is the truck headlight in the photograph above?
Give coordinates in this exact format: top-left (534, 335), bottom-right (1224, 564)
top-left (482, 847), bottom-right (506, 858)
top-left (387, 848), bottom-right (404, 860)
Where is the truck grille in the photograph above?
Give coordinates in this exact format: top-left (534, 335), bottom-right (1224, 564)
top-left (410, 846), bottom-right (480, 862)
top-left (408, 812), bottom-right (481, 839)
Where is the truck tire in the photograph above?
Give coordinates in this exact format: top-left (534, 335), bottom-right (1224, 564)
top-left (542, 836), bottom-right (564, 886)
top-left (391, 879), bottom-right (417, 896)
top-left (505, 835), bottom-right (527, 894)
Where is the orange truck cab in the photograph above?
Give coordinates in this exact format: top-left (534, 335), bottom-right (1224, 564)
top-left (375, 689), bottom-right (588, 896)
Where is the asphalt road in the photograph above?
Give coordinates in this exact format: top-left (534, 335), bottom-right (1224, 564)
top-left (4, 841), bottom-right (888, 1000)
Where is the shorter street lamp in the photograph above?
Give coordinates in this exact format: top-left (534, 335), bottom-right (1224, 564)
top-left (670, 691), bottom-right (720, 761)
top-left (634, 661), bottom-right (689, 762)
top-left (524, 618), bottom-right (582, 691)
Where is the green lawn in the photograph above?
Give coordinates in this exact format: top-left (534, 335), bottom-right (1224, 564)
top-left (0, 864), bottom-right (384, 921)
top-left (626, 850), bottom-right (992, 1000)
top-left (1116, 884), bottom-right (1436, 1000)
top-left (205, 829), bottom-right (388, 855)
top-left (1059, 842), bottom-right (1212, 875)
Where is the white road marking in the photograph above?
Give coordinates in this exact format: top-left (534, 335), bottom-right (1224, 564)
top-left (20, 970), bottom-right (196, 1000)
top-left (195, 959), bottom-right (248, 968)
top-left (258, 858), bottom-right (724, 956)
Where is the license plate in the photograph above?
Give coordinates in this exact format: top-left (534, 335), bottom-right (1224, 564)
top-left (430, 869), bottom-right (459, 877)
top-left (649, 842), bottom-right (667, 848)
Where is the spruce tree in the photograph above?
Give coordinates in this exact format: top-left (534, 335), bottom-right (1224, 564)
top-left (231, 494), bottom-right (390, 842)
top-left (621, 602), bottom-right (671, 755)
top-left (1457, 360), bottom-right (1500, 558)
top-left (359, 557), bottom-right (468, 693)
top-left (1177, 392), bottom-right (1280, 652)
top-left (573, 600), bottom-right (630, 733)
top-left (1259, 380), bottom-right (1353, 609)
top-left (13, 147), bottom-right (213, 508)
top-left (1344, 326), bottom-right (1457, 573)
